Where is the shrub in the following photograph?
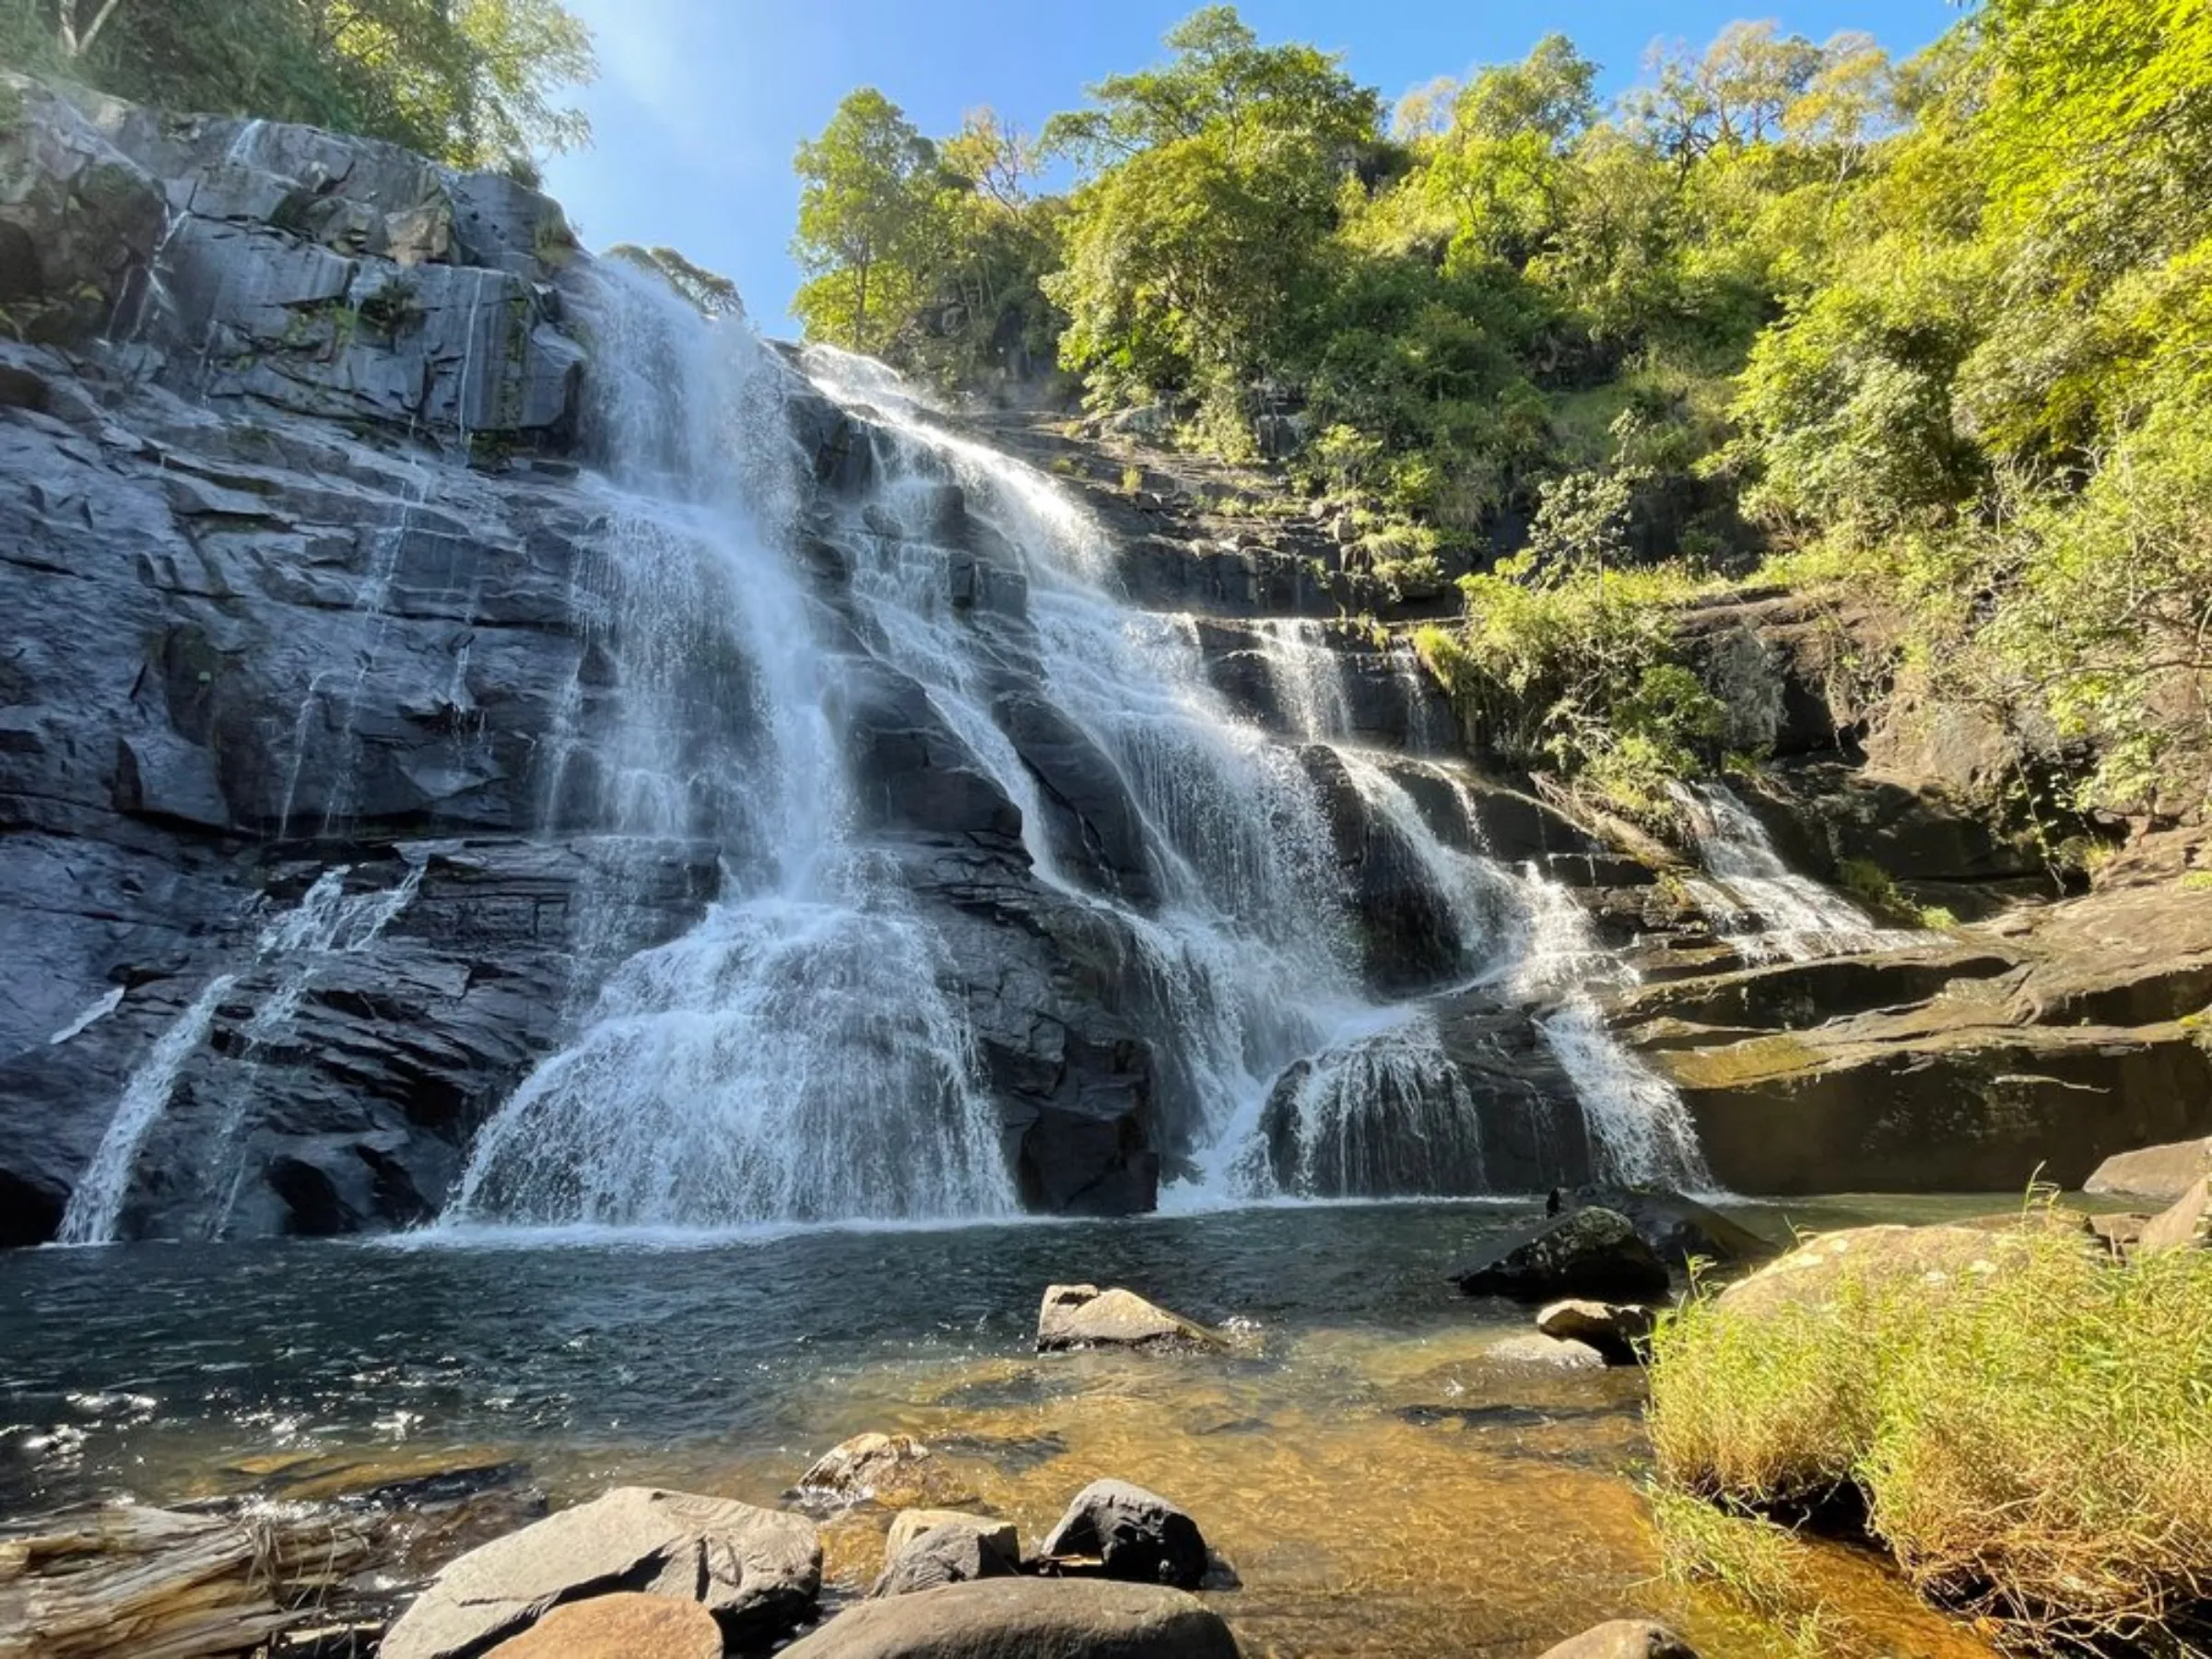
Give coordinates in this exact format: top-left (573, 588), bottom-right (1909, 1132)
top-left (1649, 1218), bottom-right (2212, 1651)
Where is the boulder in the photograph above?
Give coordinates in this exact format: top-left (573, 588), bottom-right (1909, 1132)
top-left (1552, 1186), bottom-right (1774, 1266)
top-left (1536, 1300), bottom-right (1658, 1364)
top-left (885, 1510), bottom-right (1019, 1565)
top-left (871, 1523), bottom-right (1020, 1598)
top-left (1713, 1225), bottom-right (2023, 1324)
top-left (1487, 1333), bottom-right (1606, 1371)
top-left (1453, 1209), bottom-right (1672, 1303)
top-left (1039, 1480), bottom-right (1208, 1590)
top-left (484, 1593), bottom-right (724, 1659)
top-left (1036, 1286), bottom-right (1221, 1353)
top-left (778, 1579), bottom-right (1240, 1659)
top-left (1537, 1620), bottom-right (1700, 1659)
top-left (377, 1487), bottom-right (821, 1659)
top-left (2086, 1137), bottom-right (2212, 1204)
top-left (798, 1434), bottom-right (942, 1505)
top-left (2135, 1178), bottom-right (2211, 1253)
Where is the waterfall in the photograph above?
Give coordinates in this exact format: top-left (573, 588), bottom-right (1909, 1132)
top-left (1256, 618), bottom-right (1354, 742)
top-left (1673, 780), bottom-right (1908, 961)
top-left (56, 864), bottom-right (422, 1246)
top-left (442, 272), bottom-right (1014, 1230)
top-left (800, 347), bottom-right (1709, 1201)
top-left (433, 316), bottom-right (1715, 1233)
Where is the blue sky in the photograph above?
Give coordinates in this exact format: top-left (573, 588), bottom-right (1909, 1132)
top-left (540, 2), bottom-right (1956, 338)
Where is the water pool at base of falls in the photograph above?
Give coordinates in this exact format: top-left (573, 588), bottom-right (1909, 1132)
top-left (0, 1200), bottom-right (2014, 1659)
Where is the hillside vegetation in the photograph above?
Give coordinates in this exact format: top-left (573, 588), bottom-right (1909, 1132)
top-left (792, 2), bottom-right (2212, 836)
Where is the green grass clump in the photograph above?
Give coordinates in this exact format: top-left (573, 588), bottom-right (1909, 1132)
top-left (1648, 1219), bottom-right (2212, 1652)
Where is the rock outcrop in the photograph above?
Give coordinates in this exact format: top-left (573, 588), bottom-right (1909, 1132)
top-left (2087, 1136), bottom-right (2212, 1203)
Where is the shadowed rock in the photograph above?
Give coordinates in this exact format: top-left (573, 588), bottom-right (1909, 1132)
top-left (1453, 1209), bottom-right (1671, 1303)
top-left (1040, 1480), bottom-right (1209, 1590)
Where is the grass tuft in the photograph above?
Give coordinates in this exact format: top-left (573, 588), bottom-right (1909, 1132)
top-left (1648, 1217), bottom-right (2212, 1652)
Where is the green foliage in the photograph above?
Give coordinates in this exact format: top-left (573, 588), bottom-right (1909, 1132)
top-left (1649, 1217), bottom-right (2212, 1650)
top-left (3, 0), bottom-right (594, 169)
top-left (1437, 554), bottom-right (1725, 819)
top-left (791, 88), bottom-right (936, 354)
top-left (793, 1), bottom-right (2212, 819)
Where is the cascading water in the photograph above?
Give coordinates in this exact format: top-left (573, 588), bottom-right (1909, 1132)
top-left (441, 273), bottom-right (1013, 1229)
top-left (797, 346), bottom-right (1711, 1201)
top-left (1672, 780), bottom-right (1909, 960)
top-left (1256, 618), bottom-right (1355, 743)
top-left (56, 864), bottom-right (422, 1245)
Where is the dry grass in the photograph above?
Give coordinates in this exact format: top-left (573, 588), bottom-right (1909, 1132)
top-left (1648, 1218), bottom-right (2212, 1652)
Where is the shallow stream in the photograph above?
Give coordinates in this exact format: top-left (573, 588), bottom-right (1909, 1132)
top-left (0, 1200), bottom-right (2007, 1656)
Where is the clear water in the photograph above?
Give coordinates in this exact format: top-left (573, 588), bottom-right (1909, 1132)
top-left (0, 1203), bottom-right (2002, 1659)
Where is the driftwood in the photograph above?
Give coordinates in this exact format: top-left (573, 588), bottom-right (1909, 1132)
top-left (0, 1501), bottom-right (373, 1659)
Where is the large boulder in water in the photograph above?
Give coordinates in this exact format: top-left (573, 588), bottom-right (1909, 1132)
top-left (378, 1487), bottom-right (821, 1659)
top-left (797, 1434), bottom-right (944, 1506)
top-left (1553, 1185), bottom-right (1775, 1267)
top-left (1453, 1209), bottom-right (1672, 1303)
top-left (1036, 1285), bottom-right (1221, 1352)
top-left (778, 1579), bottom-right (1241, 1658)
top-left (1040, 1479), bottom-right (1209, 1590)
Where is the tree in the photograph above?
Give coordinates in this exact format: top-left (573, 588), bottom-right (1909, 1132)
top-left (1630, 22), bottom-right (1823, 163)
top-left (18, 0), bottom-right (595, 169)
top-left (791, 88), bottom-right (937, 353)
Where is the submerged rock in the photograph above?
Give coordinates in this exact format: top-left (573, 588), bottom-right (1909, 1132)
top-left (1453, 1209), bottom-right (1672, 1303)
top-left (378, 1487), bottom-right (821, 1659)
top-left (1538, 1620), bottom-right (1700, 1658)
top-left (1487, 1333), bottom-right (1607, 1371)
top-left (798, 1433), bottom-right (943, 1505)
top-left (1536, 1300), bottom-right (1657, 1364)
top-left (779, 1579), bottom-right (1241, 1658)
top-left (483, 1593), bottom-right (724, 1659)
top-left (1036, 1285), bottom-right (1221, 1352)
top-left (1040, 1479), bottom-right (1209, 1590)
top-left (2087, 1136), bottom-right (2212, 1204)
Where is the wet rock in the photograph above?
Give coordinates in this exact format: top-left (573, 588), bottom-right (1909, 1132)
top-left (798, 1434), bottom-right (943, 1505)
top-left (378, 1487), bottom-right (821, 1659)
top-left (2086, 1137), bottom-right (2212, 1204)
top-left (1552, 1186), bottom-right (1774, 1267)
top-left (483, 1593), bottom-right (723, 1659)
top-left (1036, 1285), bottom-right (1221, 1352)
top-left (885, 1510), bottom-right (1019, 1565)
top-left (1538, 1619), bottom-right (1700, 1658)
top-left (1536, 1300), bottom-right (1657, 1364)
top-left (1039, 1479), bottom-right (1208, 1590)
top-left (2136, 1178), bottom-right (2210, 1253)
top-left (779, 1579), bottom-right (1241, 1659)
top-left (1487, 1333), bottom-right (1607, 1371)
top-left (871, 1522), bottom-right (1020, 1597)
top-left (1453, 1209), bottom-right (1672, 1303)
